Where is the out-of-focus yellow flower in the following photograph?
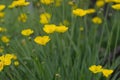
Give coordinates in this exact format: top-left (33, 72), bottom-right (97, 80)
top-left (89, 65), bottom-right (103, 73)
top-left (0, 5), bottom-right (6, 11)
top-left (80, 27), bottom-right (84, 31)
top-left (92, 17), bottom-right (102, 24)
top-left (8, 0), bottom-right (30, 8)
top-left (21, 28), bottom-right (34, 36)
top-left (73, 8), bottom-right (87, 17)
top-left (0, 27), bottom-right (7, 32)
top-left (0, 12), bottom-right (5, 18)
top-left (105, 0), bottom-right (120, 3)
top-left (96, 0), bottom-right (105, 7)
top-left (40, 13), bottom-right (51, 24)
top-left (1, 36), bottom-right (10, 43)
top-left (43, 24), bottom-right (56, 34)
top-left (18, 13), bottom-right (27, 23)
top-left (85, 9), bottom-right (96, 14)
top-left (40, 0), bottom-right (54, 5)
top-left (0, 62), bottom-right (4, 71)
top-left (55, 25), bottom-right (68, 33)
top-left (14, 61), bottom-right (19, 66)
top-left (55, 0), bottom-right (62, 7)
top-left (102, 69), bottom-right (113, 78)
top-left (34, 36), bottom-right (50, 45)
top-left (112, 4), bottom-right (120, 10)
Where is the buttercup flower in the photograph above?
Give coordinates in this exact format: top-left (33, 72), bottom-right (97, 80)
top-left (102, 69), bottom-right (113, 78)
top-left (85, 9), bottom-right (96, 14)
top-left (0, 12), bottom-right (5, 18)
top-left (1, 36), bottom-right (10, 43)
top-left (34, 36), bottom-right (50, 45)
top-left (21, 28), bottom-right (34, 36)
top-left (18, 13), bottom-right (27, 23)
top-left (0, 5), bottom-right (6, 11)
top-left (0, 62), bottom-right (4, 71)
top-left (55, 25), bottom-right (68, 33)
top-left (8, 0), bottom-right (30, 8)
top-left (89, 65), bottom-right (103, 73)
top-left (92, 17), bottom-right (102, 24)
top-left (96, 0), bottom-right (105, 7)
top-left (112, 4), bottom-right (120, 10)
top-left (40, 12), bottom-right (51, 24)
top-left (40, 0), bottom-right (54, 5)
top-left (43, 24), bottom-right (56, 34)
top-left (73, 8), bottom-right (87, 17)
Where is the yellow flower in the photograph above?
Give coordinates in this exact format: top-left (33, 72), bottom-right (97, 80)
top-left (0, 12), bottom-right (5, 18)
top-left (18, 13), bottom-right (27, 23)
top-left (0, 27), bottom-right (7, 32)
top-left (112, 4), bottom-right (120, 10)
top-left (40, 13), bottom-right (51, 24)
top-left (105, 0), bottom-right (120, 3)
top-left (14, 61), bottom-right (19, 66)
top-left (1, 36), bottom-right (10, 43)
top-left (21, 28), bottom-right (34, 36)
top-left (43, 24), bottom-right (56, 34)
top-left (0, 5), bottom-right (6, 11)
top-left (55, 0), bottom-right (62, 7)
top-left (80, 27), bottom-right (84, 31)
top-left (34, 36), bottom-right (50, 45)
top-left (96, 0), bottom-right (105, 7)
top-left (55, 25), bottom-right (68, 33)
top-left (89, 65), bottom-right (103, 73)
top-left (73, 8), bottom-right (87, 17)
top-left (92, 17), bottom-right (102, 24)
top-left (0, 61), bottom-right (4, 71)
top-left (40, 0), bottom-right (54, 5)
top-left (102, 69), bottom-right (113, 78)
top-left (85, 9), bottom-right (96, 14)
top-left (8, 0), bottom-right (30, 8)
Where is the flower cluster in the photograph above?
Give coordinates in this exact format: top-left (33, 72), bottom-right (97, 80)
top-left (0, 4), bottom-right (5, 18)
top-left (0, 54), bottom-right (19, 71)
top-left (43, 24), bottom-right (68, 34)
top-left (89, 65), bottom-right (114, 78)
top-left (8, 0), bottom-right (30, 8)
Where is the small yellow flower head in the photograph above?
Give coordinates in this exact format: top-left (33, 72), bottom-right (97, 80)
top-left (96, 0), bottom-right (105, 7)
top-left (43, 24), bottom-right (56, 34)
top-left (92, 17), bottom-right (102, 24)
top-left (40, 0), bottom-right (54, 5)
top-left (55, 0), bottom-right (62, 7)
top-left (18, 13), bottom-right (27, 23)
top-left (40, 13), bottom-right (51, 24)
top-left (0, 27), bottom-right (7, 32)
top-left (55, 25), bottom-right (68, 33)
top-left (102, 69), bottom-right (113, 78)
top-left (14, 61), bottom-right (19, 66)
top-left (21, 28), bottom-right (34, 36)
top-left (0, 12), bottom-right (5, 18)
top-left (85, 9), bottom-right (96, 14)
top-left (0, 5), bottom-right (6, 11)
top-left (112, 4), bottom-right (120, 10)
top-left (1, 36), bottom-right (10, 43)
top-left (8, 0), bottom-right (30, 8)
top-left (80, 27), bottom-right (84, 31)
top-left (0, 61), bottom-right (4, 71)
top-left (73, 8), bottom-right (87, 17)
top-left (89, 65), bottom-right (103, 73)
top-left (34, 36), bottom-right (50, 45)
